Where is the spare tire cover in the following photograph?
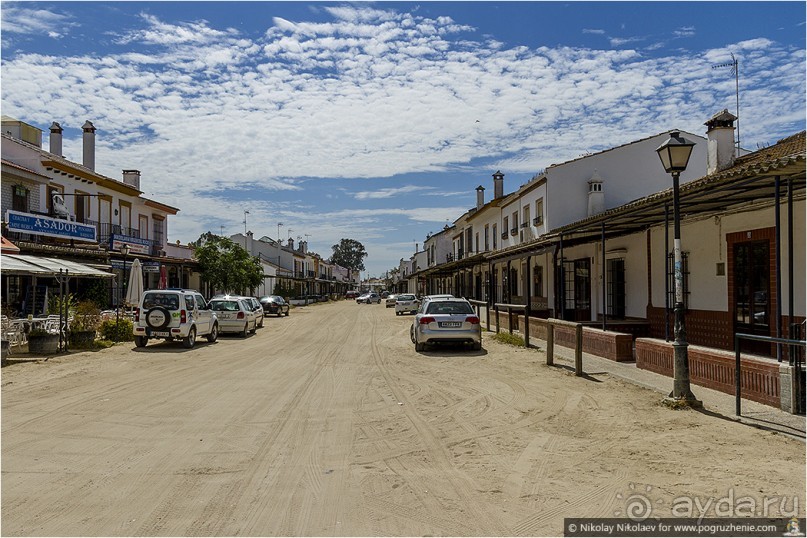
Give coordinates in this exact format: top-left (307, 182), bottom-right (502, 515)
top-left (146, 307), bottom-right (171, 329)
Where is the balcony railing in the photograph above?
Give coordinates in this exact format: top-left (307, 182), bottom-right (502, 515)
top-left (501, 232), bottom-right (508, 240)
top-left (533, 216), bottom-right (543, 226)
top-left (510, 227), bottom-right (518, 235)
top-left (520, 222), bottom-right (529, 229)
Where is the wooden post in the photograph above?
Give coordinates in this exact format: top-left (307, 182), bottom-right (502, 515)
top-left (546, 323), bottom-right (554, 366)
top-left (524, 309), bottom-right (530, 348)
top-left (495, 304), bottom-right (500, 333)
top-left (508, 307), bottom-right (513, 335)
top-left (575, 323), bottom-right (583, 376)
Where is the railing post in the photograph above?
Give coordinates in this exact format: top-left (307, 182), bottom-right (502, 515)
top-left (524, 309), bottom-right (530, 348)
top-left (546, 322), bottom-right (554, 366)
top-left (735, 334), bottom-right (742, 416)
top-left (495, 304), bottom-right (500, 333)
top-left (575, 323), bottom-right (583, 376)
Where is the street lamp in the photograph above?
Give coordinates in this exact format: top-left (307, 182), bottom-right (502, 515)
top-left (655, 132), bottom-right (701, 408)
top-left (115, 243), bottom-right (131, 343)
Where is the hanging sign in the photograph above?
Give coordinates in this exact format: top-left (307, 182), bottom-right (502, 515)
top-left (5, 210), bottom-right (97, 242)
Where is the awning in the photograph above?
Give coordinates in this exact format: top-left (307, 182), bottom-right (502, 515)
top-left (1, 236), bottom-right (20, 254)
top-left (0, 254), bottom-right (114, 278)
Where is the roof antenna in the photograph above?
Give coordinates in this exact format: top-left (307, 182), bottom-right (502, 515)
top-left (712, 52), bottom-right (740, 153)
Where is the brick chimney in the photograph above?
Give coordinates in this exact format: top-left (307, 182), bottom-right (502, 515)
top-left (705, 109), bottom-right (737, 175)
top-left (49, 122), bottom-right (63, 156)
top-left (492, 170), bottom-right (504, 199)
top-left (287, 237), bottom-right (294, 250)
top-left (82, 120), bottom-right (96, 170)
top-left (476, 185), bottom-right (485, 209)
top-left (122, 169), bottom-right (141, 189)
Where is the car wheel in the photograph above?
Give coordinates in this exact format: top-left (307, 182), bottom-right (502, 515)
top-left (284, 310), bottom-right (289, 316)
top-left (472, 341), bottom-right (482, 351)
top-left (258, 316), bottom-right (264, 328)
top-left (183, 327), bottom-right (196, 349)
top-left (134, 336), bottom-right (148, 348)
top-left (241, 322), bottom-right (249, 338)
top-left (250, 320), bottom-right (257, 334)
top-left (206, 323), bottom-right (218, 343)
top-left (415, 341), bottom-right (425, 352)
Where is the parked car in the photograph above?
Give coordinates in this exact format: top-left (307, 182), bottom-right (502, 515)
top-left (410, 297), bottom-right (481, 351)
top-left (245, 297), bottom-right (265, 328)
top-left (380, 291), bottom-right (390, 298)
top-left (209, 296), bottom-right (259, 336)
top-left (394, 294), bottom-right (420, 315)
top-left (385, 294), bottom-right (398, 308)
top-left (133, 289), bottom-right (219, 349)
top-left (357, 292), bottom-right (381, 304)
top-left (345, 291), bottom-right (359, 299)
top-left (424, 294), bottom-right (455, 301)
top-left (260, 295), bottom-right (290, 317)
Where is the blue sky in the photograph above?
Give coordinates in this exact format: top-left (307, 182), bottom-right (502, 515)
top-left (2, 2), bottom-right (805, 277)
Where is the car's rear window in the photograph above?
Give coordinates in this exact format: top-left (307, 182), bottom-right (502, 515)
top-left (211, 300), bottom-right (241, 312)
top-left (142, 293), bottom-right (180, 310)
top-left (398, 295), bottom-right (415, 301)
top-left (426, 302), bottom-right (474, 315)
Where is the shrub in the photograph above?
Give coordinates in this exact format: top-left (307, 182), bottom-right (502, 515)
top-left (48, 293), bottom-right (77, 317)
top-left (491, 331), bottom-right (525, 347)
top-left (71, 300), bottom-right (102, 333)
top-left (100, 318), bottom-right (134, 342)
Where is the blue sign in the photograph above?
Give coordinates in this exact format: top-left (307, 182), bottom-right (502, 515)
top-left (5, 210), bottom-right (97, 242)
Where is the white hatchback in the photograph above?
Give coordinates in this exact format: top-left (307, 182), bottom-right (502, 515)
top-left (394, 294), bottom-right (420, 315)
top-left (209, 296), bottom-right (260, 336)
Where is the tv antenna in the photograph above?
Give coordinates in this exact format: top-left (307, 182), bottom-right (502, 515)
top-left (712, 53), bottom-right (740, 153)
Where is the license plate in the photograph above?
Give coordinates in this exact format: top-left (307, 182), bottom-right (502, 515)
top-left (151, 331), bottom-right (170, 337)
top-left (440, 322), bottom-right (462, 328)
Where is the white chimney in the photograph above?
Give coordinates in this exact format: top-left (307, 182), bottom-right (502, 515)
top-left (49, 122), bottom-right (63, 155)
top-left (493, 170), bottom-right (504, 199)
top-left (587, 169), bottom-right (605, 217)
top-left (82, 120), bottom-right (96, 170)
top-left (246, 231), bottom-right (254, 253)
top-left (122, 169), bottom-right (141, 189)
top-left (476, 185), bottom-right (485, 209)
top-left (704, 109), bottom-right (737, 175)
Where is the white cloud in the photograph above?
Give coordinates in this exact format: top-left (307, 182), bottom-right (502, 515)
top-left (1, 5), bottom-right (75, 37)
top-left (353, 185), bottom-right (427, 200)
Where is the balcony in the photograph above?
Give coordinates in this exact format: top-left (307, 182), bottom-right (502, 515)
top-left (520, 222), bottom-right (528, 229)
top-left (501, 232), bottom-right (508, 240)
top-left (510, 227), bottom-right (518, 236)
top-left (533, 216), bottom-right (543, 226)
top-left (446, 253), bottom-right (455, 263)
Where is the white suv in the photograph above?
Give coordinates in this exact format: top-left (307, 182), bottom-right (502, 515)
top-left (133, 289), bottom-right (219, 348)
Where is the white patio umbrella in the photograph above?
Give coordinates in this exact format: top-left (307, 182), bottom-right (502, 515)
top-left (125, 258), bottom-right (144, 306)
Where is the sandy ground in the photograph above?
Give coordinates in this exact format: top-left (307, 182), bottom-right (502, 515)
top-left (2, 300), bottom-right (804, 536)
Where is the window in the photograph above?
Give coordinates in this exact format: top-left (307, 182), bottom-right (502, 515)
top-left (533, 265), bottom-right (543, 297)
top-left (139, 215), bottom-right (149, 240)
top-left (666, 251), bottom-right (690, 310)
top-left (475, 232), bottom-right (479, 254)
top-left (493, 224), bottom-right (498, 249)
top-left (606, 258), bottom-right (626, 318)
top-left (523, 205), bottom-right (530, 228)
top-left (12, 185), bottom-right (29, 212)
top-left (534, 198), bottom-right (544, 226)
top-left (511, 211), bottom-right (518, 234)
top-left (46, 185), bottom-right (63, 214)
top-left (734, 241), bottom-right (769, 328)
top-left (74, 192), bottom-right (89, 223)
top-left (153, 217), bottom-right (165, 248)
top-left (484, 225), bottom-right (489, 251)
top-left (503, 216), bottom-right (509, 235)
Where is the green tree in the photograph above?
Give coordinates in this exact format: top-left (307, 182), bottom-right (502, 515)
top-left (194, 234), bottom-right (263, 295)
top-left (329, 238), bottom-right (368, 272)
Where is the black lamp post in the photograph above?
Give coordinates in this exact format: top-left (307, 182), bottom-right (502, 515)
top-left (655, 132), bottom-right (701, 407)
top-left (115, 244), bottom-right (130, 343)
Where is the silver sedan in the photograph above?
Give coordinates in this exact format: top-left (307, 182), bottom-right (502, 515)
top-left (410, 298), bottom-right (482, 351)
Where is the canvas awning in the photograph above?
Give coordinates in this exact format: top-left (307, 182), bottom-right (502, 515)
top-left (1, 236), bottom-right (20, 254)
top-left (0, 254), bottom-right (114, 278)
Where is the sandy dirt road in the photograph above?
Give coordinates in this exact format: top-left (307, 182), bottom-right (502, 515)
top-left (2, 300), bottom-right (804, 536)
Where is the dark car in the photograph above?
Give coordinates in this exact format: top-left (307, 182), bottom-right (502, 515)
top-left (259, 295), bottom-right (290, 317)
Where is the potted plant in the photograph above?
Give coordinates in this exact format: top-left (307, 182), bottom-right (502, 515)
top-left (27, 327), bottom-right (60, 355)
top-left (69, 300), bottom-right (101, 347)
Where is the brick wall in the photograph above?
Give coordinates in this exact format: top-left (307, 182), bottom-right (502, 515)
top-left (635, 338), bottom-right (781, 407)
